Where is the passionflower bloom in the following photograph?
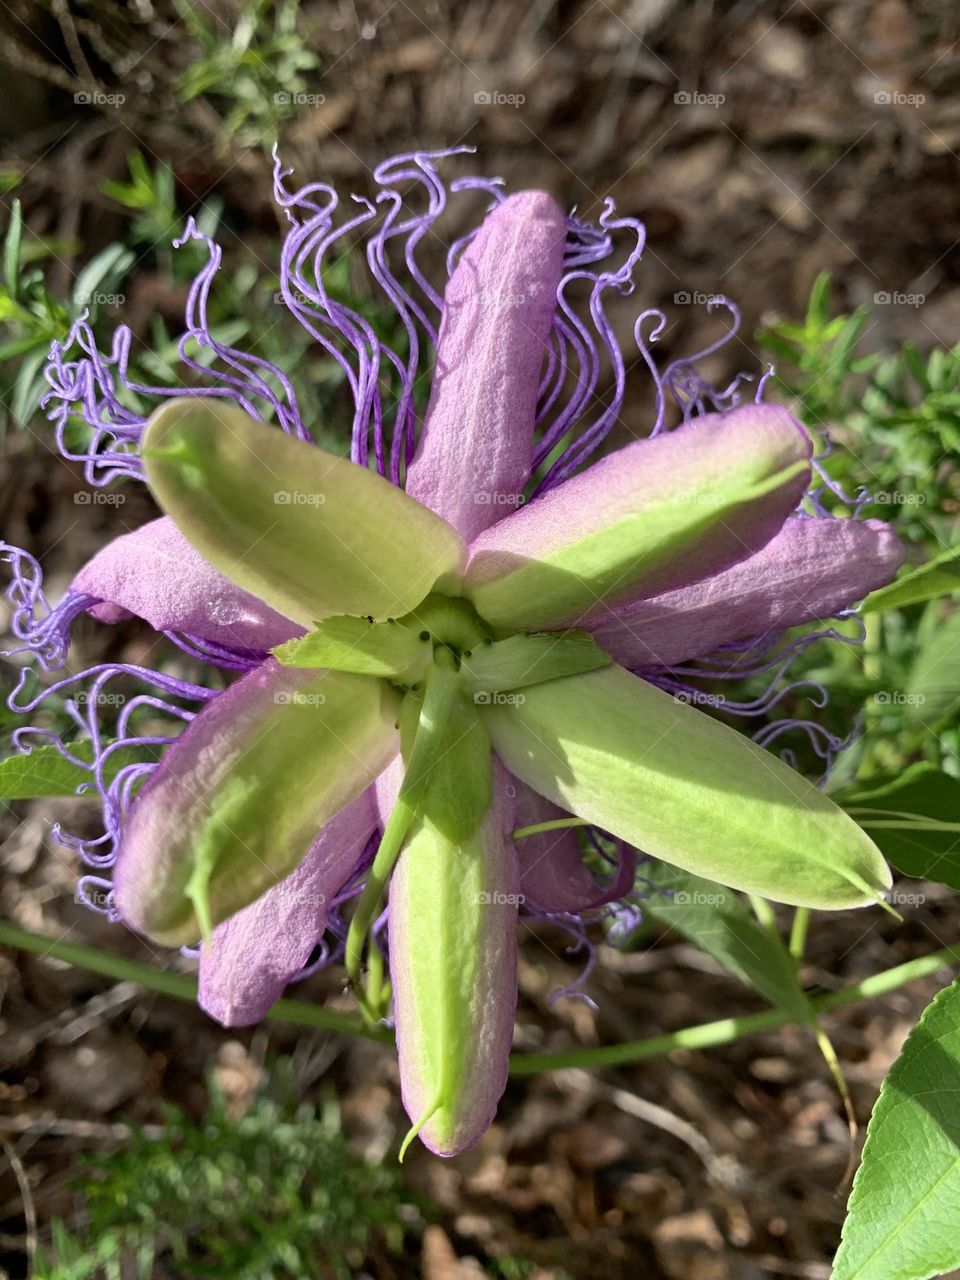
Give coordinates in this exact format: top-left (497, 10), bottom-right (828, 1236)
top-left (2, 148), bottom-right (905, 1157)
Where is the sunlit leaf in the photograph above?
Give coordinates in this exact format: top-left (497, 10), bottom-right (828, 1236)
top-left (0, 740), bottom-right (159, 801)
top-left (861, 543), bottom-right (960, 613)
top-left (833, 979), bottom-right (960, 1280)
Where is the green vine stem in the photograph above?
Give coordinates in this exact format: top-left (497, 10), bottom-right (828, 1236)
top-left (1, 919), bottom-right (957, 1074)
top-left (0, 920), bottom-right (390, 1044)
top-left (789, 906), bottom-right (811, 962)
top-left (510, 948), bottom-right (960, 1074)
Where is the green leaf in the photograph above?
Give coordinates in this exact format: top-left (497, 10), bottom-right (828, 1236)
top-left (905, 606), bottom-right (960, 724)
top-left (10, 348), bottom-right (49, 427)
top-left (833, 978), bottom-right (960, 1279)
top-left (806, 270), bottom-right (831, 329)
top-left (861, 543), bottom-right (960, 612)
top-left (72, 242), bottom-right (134, 310)
top-left (142, 399), bottom-right (466, 628)
top-left (837, 764), bottom-right (960, 889)
top-left (486, 665), bottom-right (892, 911)
top-left (460, 630), bottom-right (610, 693)
top-left (900, 340), bottom-right (931, 394)
top-left (0, 740), bottom-right (159, 801)
top-left (272, 616), bottom-right (431, 681)
top-left (640, 863), bottom-right (811, 1020)
top-left (0, 333), bottom-right (53, 362)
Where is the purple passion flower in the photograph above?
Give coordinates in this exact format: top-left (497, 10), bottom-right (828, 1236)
top-left (2, 147), bottom-right (904, 1157)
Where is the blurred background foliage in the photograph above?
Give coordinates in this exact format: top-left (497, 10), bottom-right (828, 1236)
top-left (0, 1), bottom-right (958, 1277)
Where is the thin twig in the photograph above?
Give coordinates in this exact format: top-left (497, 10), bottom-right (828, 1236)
top-left (1, 1138), bottom-right (37, 1271)
top-left (0, 1115), bottom-right (163, 1141)
top-left (554, 1067), bottom-right (751, 1191)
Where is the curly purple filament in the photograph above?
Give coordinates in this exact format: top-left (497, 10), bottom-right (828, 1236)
top-left (3, 144), bottom-right (868, 983)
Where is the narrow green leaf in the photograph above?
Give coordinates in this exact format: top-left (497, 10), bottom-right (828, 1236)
top-left (640, 863), bottom-right (811, 1020)
top-left (0, 334), bottom-right (52, 361)
top-left (0, 740), bottom-right (159, 801)
top-left (460, 630), bottom-right (610, 693)
top-left (142, 399), bottom-right (466, 628)
top-left (861, 543), bottom-right (960, 613)
top-left (806, 270), bottom-right (832, 329)
top-left (833, 978), bottom-right (960, 1280)
top-left (899, 340), bottom-right (931, 394)
top-left (272, 616), bottom-right (431, 681)
top-left (71, 242), bottom-right (134, 310)
top-left (486, 665), bottom-right (892, 911)
top-left (905, 606), bottom-right (960, 724)
top-left (837, 764), bottom-right (960, 889)
top-left (10, 348), bottom-right (49, 426)
top-left (4, 198), bottom-right (22, 297)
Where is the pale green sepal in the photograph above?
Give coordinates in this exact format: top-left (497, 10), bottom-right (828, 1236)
top-left (272, 616), bottom-right (432, 682)
top-left (114, 663), bottom-right (401, 947)
top-left (460, 630), bottom-right (610, 693)
top-left (466, 459), bottom-right (809, 632)
top-left (141, 398), bottom-right (467, 627)
top-left (390, 763), bottom-right (517, 1157)
top-left (484, 665), bottom-right (892, 911)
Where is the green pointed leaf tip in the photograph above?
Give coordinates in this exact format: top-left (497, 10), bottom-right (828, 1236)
top-left (272, 615), bottom-right (432, 681)
top-left (141, 398), bottom-right (466, 628)
top-left (837, 764), bottom-right (960, 890)
top-left (833, 978), bottom-right (960, 1280)
top-left (115, 665), bottom-right (400, 947)
top-left (486, 665), bottom-right (891, 911)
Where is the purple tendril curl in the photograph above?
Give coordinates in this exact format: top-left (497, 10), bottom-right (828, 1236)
top-left (3, 146), bottom-right (861, 990)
